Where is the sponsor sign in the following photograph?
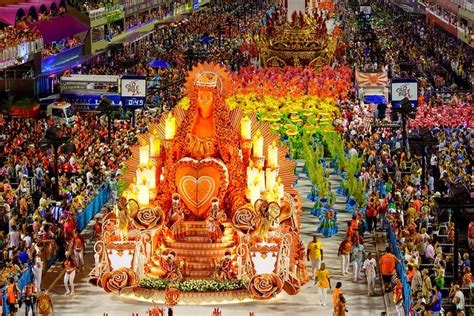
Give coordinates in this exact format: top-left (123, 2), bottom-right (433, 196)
top-left (121, 76), bottom-right (146, 107)
top-left (391, 78), bottom-right (418, 107)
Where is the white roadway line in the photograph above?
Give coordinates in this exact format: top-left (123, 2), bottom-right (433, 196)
top-left (47, 266), bottom-right (65, 292)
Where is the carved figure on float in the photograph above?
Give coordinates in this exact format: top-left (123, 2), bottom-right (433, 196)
top-left (156, 63), bottom-right (246, 221)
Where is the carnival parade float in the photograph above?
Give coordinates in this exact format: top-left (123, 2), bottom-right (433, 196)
top-left (255, 5), bottom-right (340, 69)
top-left (90, 63), bottom-right (307, 304)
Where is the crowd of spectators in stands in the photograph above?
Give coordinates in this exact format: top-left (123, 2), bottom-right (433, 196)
top-left (336, 1), bottom-right (473, 315)
top-left (71, 0), bottom-right (266, 110)
top-left (125, 8), bottom-right (166, 30)
top-left (0, 24), bottom-right (42, 52)
top-left (0, 110), bottom-right (162, 289)
top-left (342, 4), bottom-right (472, 91)
top-left (70, 0), bottom-right (116, 13)
top-left (336, 90), bottom-right (473, 315)
top-left (425, 1), bottom-right (474, 41)
top-left (42, 36), bottom-right (83, 58)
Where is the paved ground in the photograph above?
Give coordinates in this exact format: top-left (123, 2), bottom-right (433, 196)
top-left (22, 160), bottom-right (389, 316)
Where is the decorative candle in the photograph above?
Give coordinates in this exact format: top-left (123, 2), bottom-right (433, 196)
top-left (165, 112), bottom-right (176, 140)
top-left (252, 130), bottom-right (264, 157)
top-left (267, 141), bottom-right (278, 169)
top-left (240, 116), bottom-right (252, 140)
top-left (257, 165), bottom-right (265, 193)
top-left (149, 131), bottom-right (161, 158)
top-left (146, 163), bottom-right (157, 189)
top-left (139, 143), bottom-right (149, 166)
top-left (278, 179), bottom-right (285, 200)
top-left (249, 179), bottom-right (261, 205)
top-left (246, 161), bottom-right (258, 189)
top-left (160, 166), bottom-right (165, 183)
top-left (137, 180), bottom-right (149, 206)
top-left (136, 168), bottom-right (146, 186)
top-left (265, 168), bottom-right (277, 192)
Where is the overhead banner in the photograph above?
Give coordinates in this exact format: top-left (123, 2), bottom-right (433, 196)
top-left (391, 78), bottom-right (418, 107)
top-left (121, 75), bottom-right (147, 107)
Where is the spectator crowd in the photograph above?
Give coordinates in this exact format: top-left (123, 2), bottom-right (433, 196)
top-left (0, 0), bottom-right (472, 314)
top-left (0, 110), bottom-right (162, 294)
top-left (42, 36), bottom-right (83, 58)
top-left (70, 0), bottom-right (267, 109)
top-left (328, 1), bottom-right (474, 315)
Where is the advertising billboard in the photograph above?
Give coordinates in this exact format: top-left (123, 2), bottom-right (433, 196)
top-left (391, 78), bottom-right (418, 107)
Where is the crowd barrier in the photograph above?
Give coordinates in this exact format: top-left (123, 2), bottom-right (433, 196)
top-left (1, 269), bottom-right (32, 316)
top-left (385, 219), bottom-right (412, 314)
top-left (76, 184), bottom-right (111, 232)
top-left (1, 184), bottom-right (111, 315)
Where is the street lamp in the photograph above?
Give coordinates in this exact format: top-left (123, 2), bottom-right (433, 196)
top-left (186, 47), bottom-right (194, 70)
top-left (226, 16), bottom-right (232, 37)
top-left (216, 24), bottom-right (222, 47)
top-left (408, 128), bottom-right (437, 188)
top-left (392, 97), bottom-right (416, 151)
top-left (41, 126), bottom-right (72, 200)
top-left (97, 96), bottom-right (115, 144)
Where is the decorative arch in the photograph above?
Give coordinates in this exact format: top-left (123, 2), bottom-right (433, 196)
top-left (50, 2), bottom-right (58, 13)
top-left (265, 56), bottom-right (286, 68)
top-left (308, 57), bottom-right (327, 70)
top-left (28, 6), bottom-right (37, 21)
top-left (39, 4), bottom-right (47, 14)
top-left (16, 8), bottom-right (26, 20)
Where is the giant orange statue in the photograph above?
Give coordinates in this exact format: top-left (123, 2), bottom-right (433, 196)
top-left (157, 63), bottom-right (246, 220)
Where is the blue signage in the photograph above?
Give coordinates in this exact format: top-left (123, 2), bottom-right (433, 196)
top-left (61, 92), bottom-right (121, 109)
top-left (41, 45), bottom-right (84, 73)
top-left (122, 97), bottom-right (145, 107)
top-left (193, 0), bottom-right (199, 10)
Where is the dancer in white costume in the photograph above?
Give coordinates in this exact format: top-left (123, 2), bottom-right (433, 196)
top-left (32, 255), bottom-right (44, 291)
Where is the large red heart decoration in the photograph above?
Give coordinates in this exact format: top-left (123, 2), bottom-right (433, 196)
top-left (174, 158), bottom-right (229, 219)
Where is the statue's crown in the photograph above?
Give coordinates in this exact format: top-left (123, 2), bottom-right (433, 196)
top-left (195, 71), bottom-right (219, 88)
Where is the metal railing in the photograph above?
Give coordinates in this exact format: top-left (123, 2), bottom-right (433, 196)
top-left (88, 4), bottom-right (124, 20)
top-left (0, 38), bottom-right (43, 69)
top-left (1, 184), bottom-right (111, 316)
top-left (385, 218), bottom-right (412, 314)
top-left (459, 0), bottom-right (474, 12)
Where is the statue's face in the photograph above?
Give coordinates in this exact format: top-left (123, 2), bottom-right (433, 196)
top-left (197, 89), bottom-right (213, 118)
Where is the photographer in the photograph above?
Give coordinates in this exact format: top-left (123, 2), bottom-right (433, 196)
top-left (446, 283), bottom-right (465, 316)
top-left (22, 280), bottom-right (37, 316)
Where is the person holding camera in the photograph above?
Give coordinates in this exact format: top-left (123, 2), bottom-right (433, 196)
top-left (447, 283), bottom-right (465, 316)
top-left (22, 280), bottom-right (37, 316)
